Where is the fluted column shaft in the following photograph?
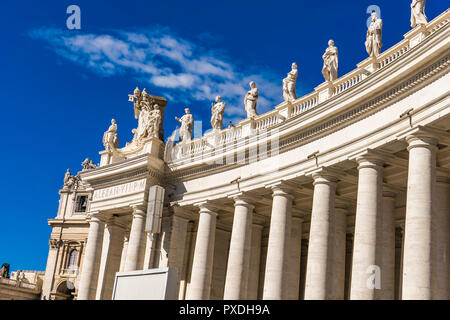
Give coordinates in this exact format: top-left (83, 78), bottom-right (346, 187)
top-left (381, 192), bottom-right (396, 300)
top-left (124, 207), bottom-right (146, 272)
top-left (96, 219), bottom-right (124, 300)
top-left (402, 135), bottom-right (437, 300)
top-left (434, 176), bottom-right (450, 299)
top-left (224, 197), bottom-right (254, 300)
top-left (247, 224), bottom-right (263, 300)
top-left (77, 215), bottom-right (104, 300)
top-left (304, 172), bottom-right (337, 300)
top-left (286, 216), bottom-right (303, 300)
top-left (332, 207), bottom-right (347, 300)
top-left (350, 155), bottom-right (385, 300)
top-left (119, 233), bottom-right (129, 272)
top-left (186, 205), bottom-right (217, 300)
top-left (263, 186), bottom-right (293, 300)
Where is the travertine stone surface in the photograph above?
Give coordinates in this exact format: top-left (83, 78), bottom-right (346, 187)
top-left (350, 154), bottom-right (385, 300)
top-left (223, 196), bottom-right (254, 300)
top-left (77, 216), bottom-right (104, 300)
top-left (124, 207), bottom-right (146, 272)
top-left (186, 205), bottom-right (217, 300)
top-left (402, 134), bottom-right (437, 300)
top-left (304, 172), bottom-right (338, 300)
top-left (263, 185), bottom-right (293, 300)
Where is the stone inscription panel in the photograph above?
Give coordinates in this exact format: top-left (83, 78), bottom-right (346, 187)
top-left (93, 179), bottom-right (146, 201)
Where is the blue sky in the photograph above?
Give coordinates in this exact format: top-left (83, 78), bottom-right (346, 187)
top-left (0, 1), bottom-right (447, 272)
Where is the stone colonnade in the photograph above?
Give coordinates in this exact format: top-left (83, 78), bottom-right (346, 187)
top-left (78, 130), bottom-right (450, 300)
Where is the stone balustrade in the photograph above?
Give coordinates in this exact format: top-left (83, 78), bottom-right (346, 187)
top-left (167, 9), bottom-right (449, 164)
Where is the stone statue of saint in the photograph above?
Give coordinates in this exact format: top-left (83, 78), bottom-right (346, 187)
top-left (175, 108), bottom-right (194, 143)
top-left (148, 104), bottom-right (162, 138)
top-left (411, 0), bottom-right (428, 28)
top-left (103, 119), bottom-right (118, 152)
top-left (0, 263), bottom-right (10, 278)
top-left (366, 12), bottom-right (383, 58)
top-left (322, 40), bottom-right (339, 82)
top-left (211, 96), bottom-right (226, 130)
top-left (283, 62), bottom-right (298, 102)
top-left (81, 158), bottom-right (96, 171)
top-left (63, 169), bottom-right (72, 187)
top-left (244, 81), bottom-right (259, 118)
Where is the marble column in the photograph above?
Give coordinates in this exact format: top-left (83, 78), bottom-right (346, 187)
top-left (167, 214), bottom-right (190, 296)
top-left (95, 218), bottom-right (125, 300)
top-left (224, 196), bottom-right (254, 300)
top-left (186, 204), bottom-right (218, 300)
top-left (247, 224), bottom-right (263, 300)
top-left (286, 216), bottom-right (303, 300)
top-left (402, 134), bottom-right (437, 300)
top-left (381, 192), bottom-right (396, 300)
top-left (304, 172), bottom-right (338, 300)
top-left (77, 214), bottom-right (105, 300)
top-left (263, 185), bottom-right (293, 300)
top-left (350, 154), bottom-right (385, 300)
top-left (119, 233), bottom-right (129, 272)
top-left (434, 175), bottom-right (450, 299)
top-left (124, 206), bottom-right (146, 272)
top-left (332, 207), bottom-right (347, 300)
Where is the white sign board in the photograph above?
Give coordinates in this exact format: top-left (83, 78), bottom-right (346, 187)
top-left (112, 268), bottom-right (178, 300)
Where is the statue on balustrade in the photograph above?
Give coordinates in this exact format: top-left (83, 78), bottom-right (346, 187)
top-left (103, 119), bottom-right (118, 152)
top-left (175, 108), bottom-right (194, 143)
top-left (0, 263), bottom-right (10, 278)
top-left (411, 0), bottom-right (428, 28)
top-left (211, 96), bottom-right (226, 130)
top-left (366, 12), bottom-right (383, 57)
top-left (322, 40), bottom-right (339, 82)
top-left (81, 158), bottom-right (97, 171)
top-left (63, 169), bottom-right (80, 189)
top-left (129, 87), bottom-right (163, 144)
top-left (283, 62), bottom-right (298, 103)
top-left (244, 81), bottom-right (259, 118)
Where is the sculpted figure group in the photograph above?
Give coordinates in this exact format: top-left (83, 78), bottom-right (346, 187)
top-left (129, 87), bottom-right (162, 143)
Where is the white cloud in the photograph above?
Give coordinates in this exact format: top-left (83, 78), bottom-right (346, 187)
top-left (30, 27), bottom-right (283, 120)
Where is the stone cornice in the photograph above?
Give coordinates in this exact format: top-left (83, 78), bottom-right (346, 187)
top-left (166, 52), bottom-right (449, 182)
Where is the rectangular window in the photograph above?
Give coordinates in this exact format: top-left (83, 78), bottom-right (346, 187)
top-left (75, 196), bottom-right (88, 213)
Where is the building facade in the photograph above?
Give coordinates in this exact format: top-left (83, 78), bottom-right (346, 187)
top-left (41, 8), bottom-right (450, 300)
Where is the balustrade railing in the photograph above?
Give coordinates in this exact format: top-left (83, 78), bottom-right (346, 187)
top-left (168, 10), bottom-right (449, 163)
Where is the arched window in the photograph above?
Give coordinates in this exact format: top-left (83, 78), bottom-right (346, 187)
top-left (68, 249), bottom-right (78, 269)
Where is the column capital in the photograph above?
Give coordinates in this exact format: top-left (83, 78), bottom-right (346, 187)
top-left (349, 149), bottom-right (392, 166)
top-left (265, 181), bottom-right (295, 198)
top-left (311, 170), bottom-right (339, 186)
top-left (87, 211), bottom-right (103, 223)
top-left (194, 202), bottom-right (219, 216)
top-left (228, 192), bottom-right (256, 209)
top-left (406, 135), bottom-right (438, 151)
top-left (131, 205), bottom-right (146, 217)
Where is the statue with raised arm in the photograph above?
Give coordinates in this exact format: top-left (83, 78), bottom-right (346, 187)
top-left (244, 81), bottom-right (258, 118)
top-left (411, 0), bottom-right (428, 28)
top-left (283, 62), bottom-right (298, 102)
top-left (322, 40), bottom-right (339, 82)
top-left (211, 96), bottom-right (226, 130)
top-left (175, 108), bottom-right (194, 143)
top-left (103, 119), bottom-right (118, 152)
top-left (366, 12), bottom-right (383, 57)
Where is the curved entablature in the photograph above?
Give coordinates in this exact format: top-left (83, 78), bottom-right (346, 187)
top-left (165, 9), bottom-right (450, 168)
